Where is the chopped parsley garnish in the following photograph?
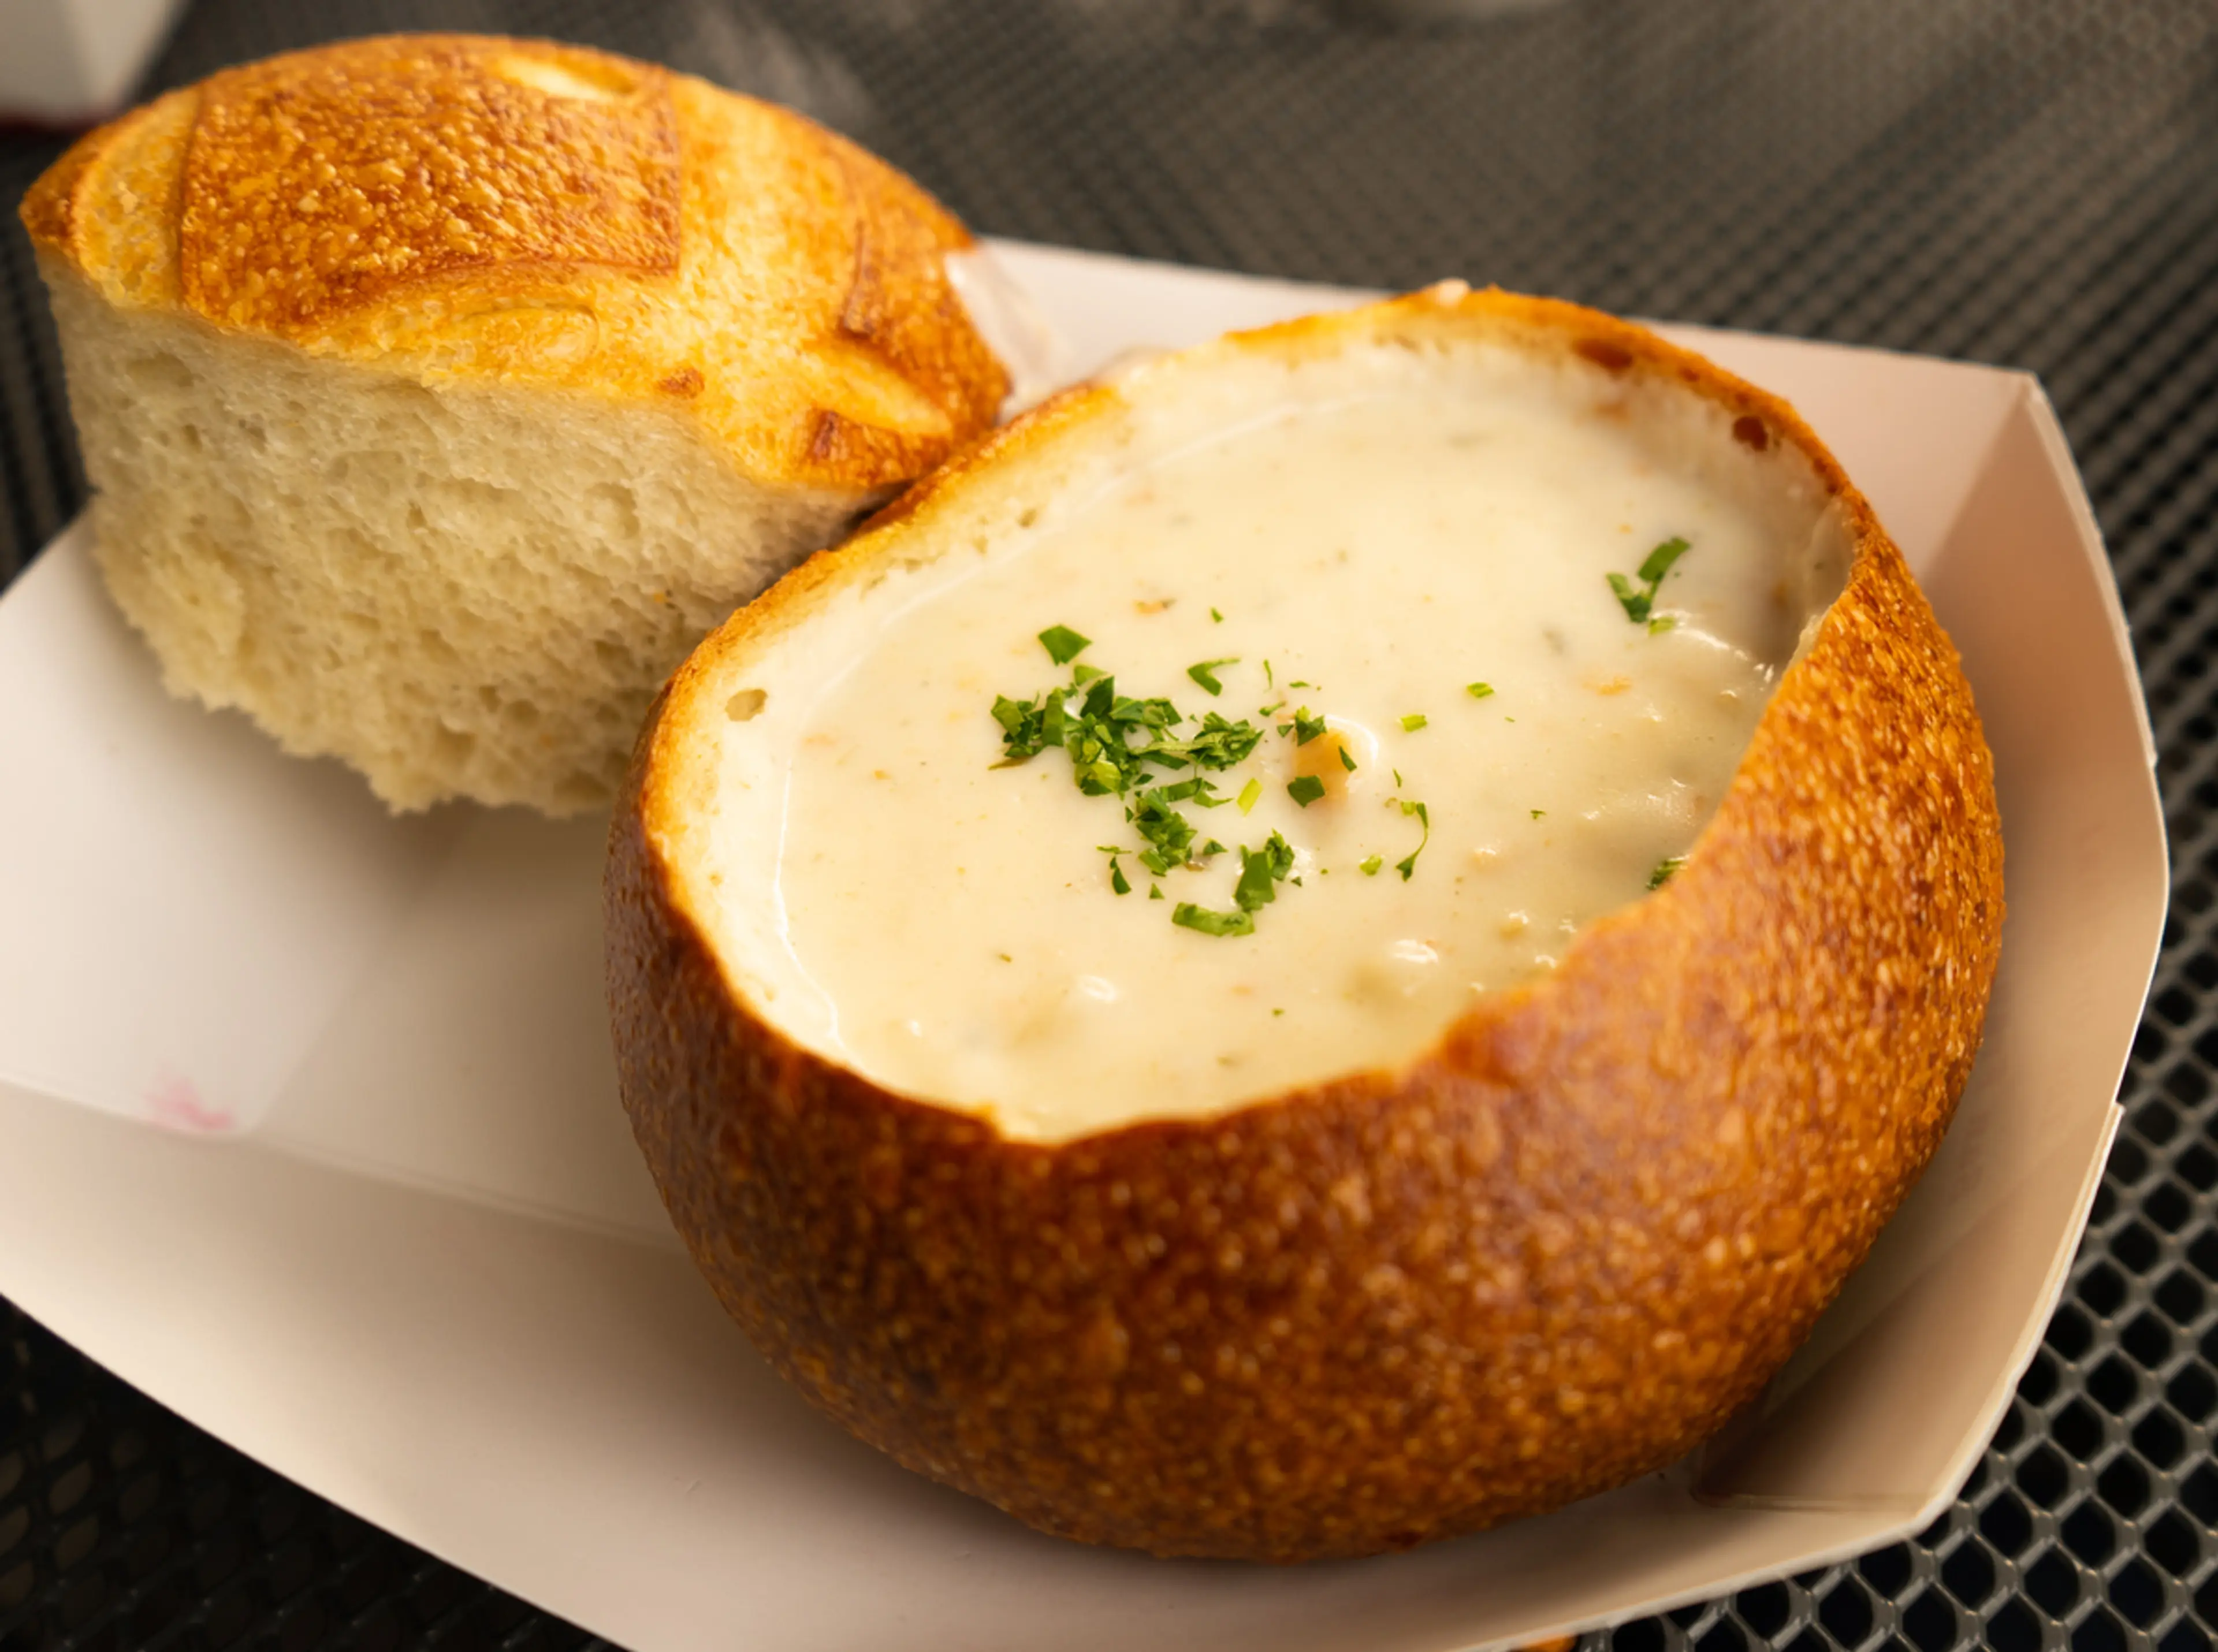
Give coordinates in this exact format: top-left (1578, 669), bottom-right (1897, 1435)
top-left (988, 693), bottom-right (1048, 760)
top-left (1466, 682), bottom-right (1495, 700)
top-left (1531, 808), bottom-right (1546, 819)
top-left (992, 636), bottom-right (1441, 932)
top-left (1038, 624), bottom-right (1092, 665)
top-left (992, 644), bottom-right (1289, 934)
top-left (1648, 856), bottom-right (1685, 890)
top-left (1173, 902), bottom-right (1254, 937)
top-left (1210, 607), bottom-right (1225, 623)
top-left (1175, 713), bottom-right (1265, 771)
top-left (1234, 831), bottom-right (1296, 913)
top-left (993, 673), bottom-right (1258, 788)
top-left (1186, 658), bottom-right (1238, 696)
top-left (1129, 790), bottom-right (1197, 873)
top-left (1606, 537), bottom-right (1689, 630)
top-left (1395, 800), bottom-right (1430, 881)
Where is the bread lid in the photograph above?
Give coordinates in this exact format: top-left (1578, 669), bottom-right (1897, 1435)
top-left (20, 33), bottom-right (1008, 492)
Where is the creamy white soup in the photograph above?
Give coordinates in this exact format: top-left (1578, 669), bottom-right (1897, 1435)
top-left (710, 340), bottom-right (1841, 1141)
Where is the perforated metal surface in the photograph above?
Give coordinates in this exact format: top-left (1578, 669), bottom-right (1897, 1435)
top-left (2, 1), bottom-right (2213, 1648)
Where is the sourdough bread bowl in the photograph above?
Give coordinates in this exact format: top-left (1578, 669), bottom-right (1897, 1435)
top-left (19, 34), bottom-right (1008, 814)
top-left (605, 284), bottom-right (2004, 1561)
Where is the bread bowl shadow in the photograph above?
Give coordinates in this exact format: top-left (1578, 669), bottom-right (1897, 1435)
top-left (605, 287), bottom-right (2004, 1562)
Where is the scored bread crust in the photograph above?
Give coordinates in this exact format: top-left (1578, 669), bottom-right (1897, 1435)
top-left (20, 35), bottom-right (1008, 813)
top-left (607, 287), bottom-right (2005, 1561)
top-left (21, 34), bottom-right (1006, 492)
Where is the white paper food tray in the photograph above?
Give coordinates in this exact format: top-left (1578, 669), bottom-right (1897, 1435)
top-left (0, 242), bottom-right (2167, 1652)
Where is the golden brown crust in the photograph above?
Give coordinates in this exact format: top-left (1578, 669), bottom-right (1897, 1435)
top-left (18, 34), bottom-right (1007, 493)
top-left (803, 132), bottom-right (1009, 481)
top-left (18, 121), bottom-right (105, 253)
top-left (178, 37), bottom-right (681, 335)
top-left (22, 89), bottom-right (201, 303)
top-left (607, 288), bottom-right (2004, 1560)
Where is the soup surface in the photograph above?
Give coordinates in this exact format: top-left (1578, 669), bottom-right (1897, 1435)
top-left (766, 367), bottom-right (1817, 1139)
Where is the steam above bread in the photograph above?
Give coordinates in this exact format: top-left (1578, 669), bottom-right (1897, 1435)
top-left (21, 34), bottom-right (1010, 813)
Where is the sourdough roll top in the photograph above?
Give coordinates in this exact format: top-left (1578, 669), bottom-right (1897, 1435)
top-left (23, 34), bottom-right (1006, 492)
top-left (21, 35), bottom-right (1012, 814)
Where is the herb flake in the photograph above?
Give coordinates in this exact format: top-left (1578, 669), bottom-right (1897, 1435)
top-left (1287, 775), bottom-right (1326, 808)
top-left (1234, 831), bottom-right (1296, 912)
top-left (1038, 624), bottom-right (1092, 665)
top-left (1395, 801), bottom-right (1430, 881)
top-left (1173, 902), bottom-right (1255, 938)
top-left (1606, 537), bottom-right (1689, 627)
top-left (1186, 658), bottom-right (1238, 696)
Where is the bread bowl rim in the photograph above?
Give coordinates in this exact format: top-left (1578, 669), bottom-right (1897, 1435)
top-left (624, 279), bottom-right (1907, 1147)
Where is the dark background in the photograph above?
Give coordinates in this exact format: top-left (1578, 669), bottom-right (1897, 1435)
top-left (3, 1), bottom-right (2215, 1647)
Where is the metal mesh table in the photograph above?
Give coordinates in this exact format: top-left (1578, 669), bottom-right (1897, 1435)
top-left (2, 1), bottom-right (2213, 1647)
